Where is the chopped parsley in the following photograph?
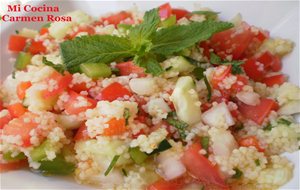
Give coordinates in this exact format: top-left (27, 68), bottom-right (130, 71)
top-left (121, 168), bottom-right (128, 177)
top-left (277, 118), bottom-right (292, 126)
top-left (263, 123), bottom-right (274, 131)
top-left (123, 108), bottom-right (131, 125)
top-left (104, 155), bottom-right (120, 176)
top-left (255, 159), bottom-right (260, 166)
top-left (209, 52), bottom-right (244, 74)
top-left (166, 116), bottom-right (189, 139)
top-left (232, 168), bottom-right (243, 179)
top-left (149, 139), bottom-right (172, 155)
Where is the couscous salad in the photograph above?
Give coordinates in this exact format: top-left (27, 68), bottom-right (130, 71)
top-left (1, 3), bottom-right (299, 190)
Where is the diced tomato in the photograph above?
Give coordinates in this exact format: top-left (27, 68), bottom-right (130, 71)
top-left (64, 91), bottom-right (97, 115)
top-left (74, 124), bottom-right (90, 141)
top-left (231, 75), bottom-right (248, 94)
top-left (256, 51), bottom-right (282, 72)
top-left (66, 26), bottom-right (95, 39)
top-left (3, 112), bottom-right (38, 147)
top-left (199, 41), bottom-right (211, 59)
top-left (0, 100), bottom-right (4, 111)
top-left (0, 160), bottom-right (28, 172)
top-left (42, 71), bottom-right (72, 98)
top-left (131, 129), bottom-right (146, 139)
top-left (17, 81), bottom-right (32, 100)
top-left (28, 41), bottom-right (46, 55)
top-left (102, 118), bottom-right (127, 136)
top-left (7, 103), bottom-right (27, 118)
top-left (97, 82), bottom-right (132, 102)
top-left (115, 61), bottom-right (146, 77)
top-left (209, 23), bottom-right (255, 60)
top-left (39, 28), bottom-right (49, 35)
top-left (8, 35), bottom-right (28, 52)
top-left (238, 98), bottom-right (278, 125)
top-left (102, 11), bottom-right (132, 26)
top-left (159, 3), bottom-right (172, 19)
top-left (70, 82), bottom-right (89, 93)
top-left (262, 74), bottom-right (286, 87)
top-left (181, 143), bottom-right (228, 188)
top-left (242, 58), bottom-right (265, 81)
top-left (147, 178), bottom-right (186, 190)
top-left (211, 65), bottom-right (232, 89)
top-left (0, 111), bottom-right (12, 129)
top-left (171, 9), bottom-right (190, 20)
top-left (243, 29), bottom-right (269, 57)
top-left (238, 136), bottom-right (264, 152)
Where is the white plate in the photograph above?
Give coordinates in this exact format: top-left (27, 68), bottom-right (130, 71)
top-left (0, 1), bottom-right (299, 189)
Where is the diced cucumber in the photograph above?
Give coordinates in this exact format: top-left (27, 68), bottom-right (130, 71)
top-left (160, 15), bottom-right (176, 28)
top-left (15, 52), bottom-right (32, 70)
top-left (80, 63), bottom-right (112, 79)
top-left (3, 152), bottom-right (25, 161)
top-left (170, 76), bottom-right (202, 125)
top-left (38, 154), bottom-right (75, 175)
top-left (129, 147), bottom-right (148, 164)
top-left (161, 56), bottom-right (195, 78)
top-left (30, 140), bottom-right (52, 162)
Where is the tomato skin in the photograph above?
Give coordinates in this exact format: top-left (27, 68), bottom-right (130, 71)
top-left (102, 118), bottom-right (126, 136)
top-left (64, 91), bottom-right (97, 115)
top-left (0, 112), bottom-right (12, 129)
top-left (66, 26), bottom-right (95, 39)
top-left (115, 61), bottom-right (146, 77)
top-left (159, 3), bottom-right (172, 19)
top-left (8, 35), bottom-right (28, 52)
top-left (238, 136), bottom-right (264, 152)
top-left (231, 75), bottom-right (248, 94)
top-left (238, 98), bottom-right (278, 125)
top-left (17, 81), bottom-right (32, 100)
top-left (211, 65), bottom-right (232, 89)
top-left (210, 23), bottom-right (255, 60)
top-left (147, 178), bottom-right (186, 190)
top-left (256, 51), bottom-right (282, 72)
top-left (242, 58), bottom-right (265, 81)
top-left (262, 74), bottom-right (286, 87)
top-left (3, 112), bottom-right (38, 147)
top-left (172, 9), bottom-right (190, 20)
top-left (102, 11), bottom-right (132, 26)
top-left (70, 82), bottom-right (89, 93)
top-left (0, 160), bottom-right (28, 172)
top-left (7, 103), bottom-right (27, 118)
top-left (74, 124), bottom-right (90, 141)
top-left (39, 28), bottom-right (49, 35)
top-left (182, 143), bottom-right (228, 189)
top-left (97, 82), bottom-right (132, 102)
top-left (0, 100), bottom-right (3, 111)
top-left (28, 41), bottom-right (46, 55)
top-left (42, 71), bottom-right (72, 98)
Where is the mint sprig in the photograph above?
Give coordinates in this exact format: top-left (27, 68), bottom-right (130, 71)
top-left (60, 8), bottom-right (233, 76)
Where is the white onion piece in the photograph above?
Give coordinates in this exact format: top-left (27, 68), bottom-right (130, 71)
top-left (156, 151), bottom-right (186, 180)
top-left (208, 128), bottom-right (238, 157)
top-left (278, 100), bottom-right (300, 115)
top-left (202, 102), bottom-right (235, 128)
top-left (236, 91), bottom-right (260, 106)
top-left (57, 114), bottom-right (82, 129)
top-left (129, 78), bottom-right (158, 96)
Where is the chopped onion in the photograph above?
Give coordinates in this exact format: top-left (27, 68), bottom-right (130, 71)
top-left (202, 102), bottom-right (235, 128)
top-left (278, 100), bottom-right (300, 115)
top-left (156, 150), bottom-right (186, 181)
top-left (129, 78), bottom-right (158, 96)
top-left (209, 128), bottom-right (237, 157)
top-left (236, 91), bottom-right (260, 106)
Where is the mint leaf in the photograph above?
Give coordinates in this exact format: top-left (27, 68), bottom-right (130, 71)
top-left (210, 52), bottom-right (222, 64)
top-left (135, 56), bottom-right (163, 76)
top-left (150, 20), bottom-right (233, 55)
top-left (210, 52), bottom-right (244, 74)
top-left (60, 35), bottom-right (134, 73)
top-left (191, 11), bottom-right (220, 20)
top-left (129, 8), bottom-right (160, 51)
top-left (42, 57), bottom-right (65, 74)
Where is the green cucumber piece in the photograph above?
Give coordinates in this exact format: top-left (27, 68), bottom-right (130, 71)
top-left (161, 15), bottom-right (176, 28)
top-left (3, 152), bottom-right (26, 161)
top-left (80, 63), bottom-right (112, 79)
top-left (162, 56), bottom-right (195, 77)
top-left (30, 140), bottom-right (52, 162)
top-left (129, 147), bottom-right (148, 164)
top-left (170, 76), bottom-right (202, 125)
top-left (38, 154), bottom-right (75, 175)
top-left (15, 52), bottom-right (32, 70)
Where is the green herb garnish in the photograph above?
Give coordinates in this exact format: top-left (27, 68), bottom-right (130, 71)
top-left (255, 159), bottom-right (260, 166)
top-left (263, 123), bottom-right (274, 131)
top-left (123, 108), bottom-right (131, 125)
top-left (201, 136), bottom-right (210, 153)
top-left (38, 155), bottom-right (75, 175)
top-left (277, 118), bottom-right (292, 126)
top-left (104, 155), bottom-right (120, 176)
top-left (191, 11), bottom-right (220, 20)
top-left (204, 76), bottom-right (212, 101)
top-left (232, 168), bottom-right (243, 179)
top-left (15, 30), bottom-right (19, 34)
top-left (60, 9), bottom-right (233, 76)
top-left (149, 139), bottom-right (172, 155)
top-left (42, 57), bottom-right (66, 74)
top-left (166, 117), bottom-right (188, 139)
top-left (122, 168), bottom-right (128, 176)
top-left (209, 52), bottom-right (244, 74)
top-left (129, 147), bottom-right (148, 164)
